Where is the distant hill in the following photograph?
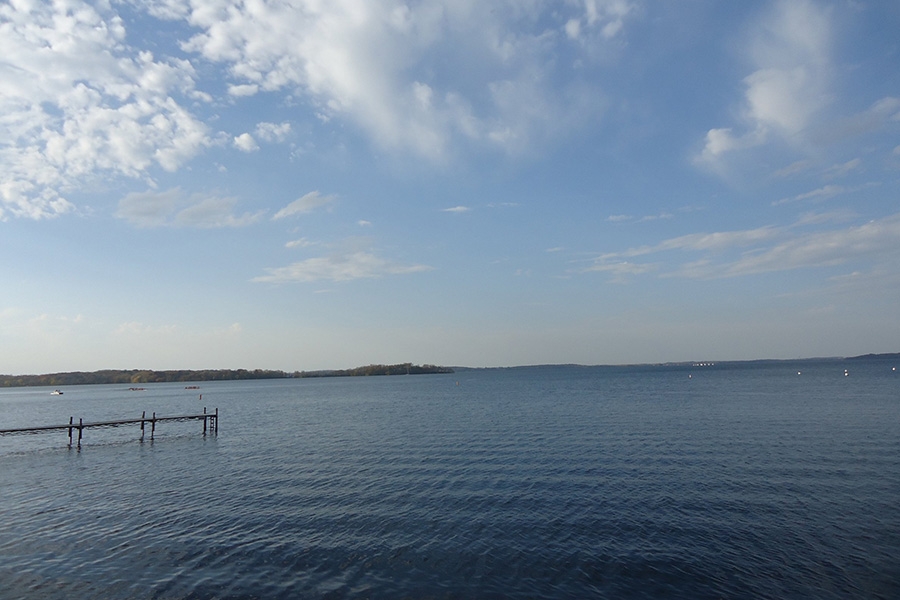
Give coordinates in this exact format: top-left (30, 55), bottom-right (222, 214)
top-left (0, 363), bottom-right (454, 388)
top-left (847, 352), bottom-right (900, 360)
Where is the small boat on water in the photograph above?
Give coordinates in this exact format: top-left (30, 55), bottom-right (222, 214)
top-left (50, 390), bottom-right (63, 395)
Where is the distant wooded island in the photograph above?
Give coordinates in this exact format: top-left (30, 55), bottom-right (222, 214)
top-left (0, 363), bottom-right (454, 388)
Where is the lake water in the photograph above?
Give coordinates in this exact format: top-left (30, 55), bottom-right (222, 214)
top-left (1, 359), bottom-right (898, 599)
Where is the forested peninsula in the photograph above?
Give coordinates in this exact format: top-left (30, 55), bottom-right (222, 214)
top-left (0, 364), bottom-right (454, 388)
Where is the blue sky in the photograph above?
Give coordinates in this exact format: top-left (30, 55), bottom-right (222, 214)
top-left (2, 0), bottom-right (899, 373)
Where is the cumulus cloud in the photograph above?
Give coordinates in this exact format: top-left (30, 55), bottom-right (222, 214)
top-left (695, 0), bottom-right (832, 168)
top-left (228, 83), bottom-right (259, 97)
top-left (272, 191), bottom-right (336, 219)
top-left (0, 0), bottom-right (211, 219)
top-left (0, 0), bottom-right (643, 219)
top-left (255, 121), bottom-right (292, 143)
top-left (233, 133), bottom-right (260, 152)
top-left (116, 188), bottom-right (263, 228)
top-left (234, 133), bottom-right (259, 152)
top-left (566, 0), bottom-right (636, 41)
top-left (253, 251), bottom-right (433, 283)
top-left (176, 0), bottom-right (631, 160)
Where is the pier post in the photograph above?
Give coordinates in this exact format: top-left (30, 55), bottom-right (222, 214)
top-left (0, 408), bottom-right (220, 445)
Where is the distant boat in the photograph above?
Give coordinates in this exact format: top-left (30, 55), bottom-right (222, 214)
top-left (185, 385), bottom-right (200, 389)
top-left (50, 390), bottom-right (63, 395)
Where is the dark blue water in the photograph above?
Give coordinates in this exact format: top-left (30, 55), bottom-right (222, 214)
top-left (1, 359), bottom-right (898, 599)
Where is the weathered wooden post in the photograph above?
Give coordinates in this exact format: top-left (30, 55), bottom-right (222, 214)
top-left (77, 418), bottom-right (83, 447)
top-left (68, 416), bottom-right (74, 448)
top-left (203, 407), bottom-right (207, 434)
top-left (140, 410), bottom-right (146, 441)
top-left (215, 407), bottom-right (218, 434)
top-left (151, 412), bottom-right (156, 440)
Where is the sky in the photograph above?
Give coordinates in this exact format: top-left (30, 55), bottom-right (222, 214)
top-left (1, 0), bottom-right (899, 374)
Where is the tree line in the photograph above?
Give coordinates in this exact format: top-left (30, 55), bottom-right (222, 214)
top-left (0, 364), bottom-right (453, 388)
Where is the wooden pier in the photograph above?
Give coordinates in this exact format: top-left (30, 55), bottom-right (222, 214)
top-left (0, 407), bottom-right (218, 447)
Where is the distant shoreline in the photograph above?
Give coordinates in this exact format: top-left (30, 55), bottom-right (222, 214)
top-left (0, 363), bottom-right (454, 388)
top-left (2, 353), bottom-right (896, 388)
top-left (452, 352), bottom-right (900, 371)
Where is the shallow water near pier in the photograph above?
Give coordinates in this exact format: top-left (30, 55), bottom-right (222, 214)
top-left (1, 359), bottom-right (898, 599)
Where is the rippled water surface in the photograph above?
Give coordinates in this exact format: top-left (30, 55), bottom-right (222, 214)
top-left (1, 360), bottom-right (898, 599)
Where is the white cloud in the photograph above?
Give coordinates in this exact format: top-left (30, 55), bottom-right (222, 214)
top-left (772, 182), bottom-right (875, 206)
top-left (173, 195), bottom-right (263, 228)
top-left (285, 237), bottom-right (316, 248)
top-left (0, 0), bottom-right (211, 219)
top-left (581, 0), bottom-right (636, 39)
top-left (255, 121), bottom-right (292, 143)
top-left (638, 212), bottom-right (673, 223)
top-left (116, 188), bottom-right (263, 228)
top-left (773, 184), bottom-right (846, 206)
top-left (695, 0), bottom-right (832, 168)
top-left (586, 213), bottom-right (900, 280)
top-left (253, 251), bottom-right (433, 283)
top-left (582, 260), bottom-right (656, 282)
top-left (442, 205), bottom-right (471, 213)
top-left (176, 0), bottom-right (631, 160)
top-left (701, 214), bottom-right (900, 278)
top-left (233, 133), bottom-right (259, 152)
top-left (272, 191), bottom-right (336, 220)
top-left (824, 158), bottom-right (861, 179)
top-left (228, 83), bottom-right (259, 97)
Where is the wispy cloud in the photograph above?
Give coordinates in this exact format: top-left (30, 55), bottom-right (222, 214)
top-left (772, 182), bottom-right (876, 206)
top-left (824, 158), bottom-right (861, 179)
top-left (582, 260), bottom-right (657, 283)
top-left (116, 188), bottom-right (263, 228)
top-left (584, 213), bottom-right (900, 280)
top-left (272, 191), bottom-right (336, 220)
top-left (253, 251), bottom-right (433, 283)
top-left (442, 206), bottom-right (471, 213)
top-left (285, 237), bottom-right (316, 249)
top-left (638, 212), bottom-right (673, 223)
top-left (773, 184), bottom-right (846, 206)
